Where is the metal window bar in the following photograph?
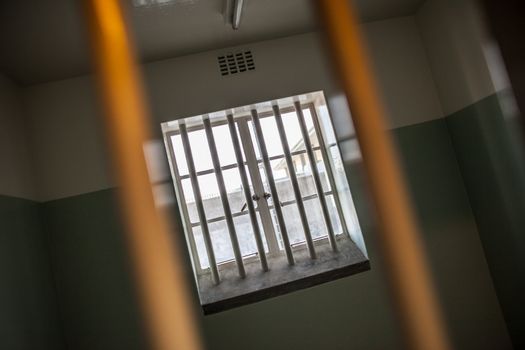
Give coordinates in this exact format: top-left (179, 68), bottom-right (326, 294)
top-left (203, 116), bottom-right (246, 278)
top-left (226, 114), bottom-right (269, 271)
top-left (178, 163), bottom-right (242, 179)
top-left (317, 1), bottom-right (450, 349)
top-left (85, 1), bottom-right (203, 348)
top-left (272, 105), bottom-right (317, 259)
top-left (308, 104), bottom-right (350, 238)
top-left (250, 109), bottom-right (295, 265)
top-left (179, 122), bottom-right (220, 284)
top-left (294, 101), bottom-right (337, 252)
top-left (164, 134), bottom-right (203, 272)
top-left (237, 119), bottom-right (281, 255)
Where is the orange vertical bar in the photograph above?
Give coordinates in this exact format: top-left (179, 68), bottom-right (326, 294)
top-left (316, 1), bottom-right (451, 350)
top-left (84, 1), bottom-right (202, 349)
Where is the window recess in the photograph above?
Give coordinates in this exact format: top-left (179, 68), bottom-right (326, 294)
top-left (162, 91), bottom-right (369, 313)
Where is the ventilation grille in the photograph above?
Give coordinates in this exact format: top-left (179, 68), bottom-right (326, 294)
top-left (217, 51), bottom-right (255, 76)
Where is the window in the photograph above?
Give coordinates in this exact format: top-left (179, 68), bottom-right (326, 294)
top-left (162, 91), bottom-right (368, 313)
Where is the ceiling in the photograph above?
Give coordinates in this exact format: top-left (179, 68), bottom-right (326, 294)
top-left (0, 0), bottom-right (424, 85)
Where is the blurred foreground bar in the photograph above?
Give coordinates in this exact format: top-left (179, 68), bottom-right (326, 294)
top-left (84, 0), bottom-right (202, 349)
top-left (316, 1), bottom-right (451, 349)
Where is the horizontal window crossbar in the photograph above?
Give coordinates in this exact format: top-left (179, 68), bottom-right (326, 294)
top-left (177, 145), bottom-right (333, 180)
top-left (189, 191), bottom-right (334, 227)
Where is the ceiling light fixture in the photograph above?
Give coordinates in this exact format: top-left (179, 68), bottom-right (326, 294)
top-left (232, 0), bottom-right (244, 30)
top-left (132, 0), bottom-right (194, 8)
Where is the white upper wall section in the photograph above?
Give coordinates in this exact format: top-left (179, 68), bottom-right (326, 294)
top-left (0, 74), bottom-right (35, 200)
top-left (144, 33), bottom-right (335, 126)
top-left (364, 16), bottom-right (443, 127)
top-left (23, 76), bottom-right (114, 201)
top-left (416, 0), bottom-right (497, 116)
top-left (24, 18), bottom-right (442, 201)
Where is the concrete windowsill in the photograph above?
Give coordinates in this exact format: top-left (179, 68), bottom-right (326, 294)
top-left (197, 235), bottom-right (370, 314)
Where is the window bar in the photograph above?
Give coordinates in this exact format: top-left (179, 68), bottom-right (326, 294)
top-left (203, 117), bottom-right (246, 278)
top-left (251, 109), bottom-right (295, 265)
top-left (179, 122), bottom-right (220, 284)
top-left (165, 133), bottom-right (203, 272)
top-left (226, 114), bottom-right (269, 272)
top-left (294, 101), bottom-right (337, 252)
top-left (317, 1), bottom-right (450, 349)
top-left (272, 105), bottom-right (316, 259)
top-left (237, 119), bottom-right (281, 256)
top-left (178, 163), bottom-right (241, 180)
top-left (308, 105), bottom-right (350, 238)
top-left (85, 1), bottom-right (202, 348)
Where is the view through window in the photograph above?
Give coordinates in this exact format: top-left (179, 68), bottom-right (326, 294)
top-left (162, 91), bottom-right (365, 308)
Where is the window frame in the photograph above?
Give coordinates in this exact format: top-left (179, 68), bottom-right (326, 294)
top-left (164, 100), bottom-right (352, 277)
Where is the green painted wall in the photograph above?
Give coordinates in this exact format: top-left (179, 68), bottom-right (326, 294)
top-left (0, 195), bottom-right (64, 350)
top-left (446, 93), bottom-right (525, 348)
top-left (42, 190), bottom-right (149, 350)
top-left (393, 119), bottom-right (511, 350)
top-left (38, 118), bottom-right (511, 349)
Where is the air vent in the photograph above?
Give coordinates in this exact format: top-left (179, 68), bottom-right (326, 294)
top-left (217, 50), bottom-right (255, 76)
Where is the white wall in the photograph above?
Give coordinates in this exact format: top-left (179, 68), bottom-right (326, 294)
top-left (0, 74), bottom-right (35, 199)
top-left (23, 76), bottom-right (114, 202)
top-left (364, 16), bottom-right (443, 128)
top-left (23, 18), bottom-right (443, 202)
top-left (416, 0), bottom-right (497, 115)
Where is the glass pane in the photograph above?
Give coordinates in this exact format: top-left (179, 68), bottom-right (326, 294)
top-left (188, 129), bottom-right (213, 172)
top-left (197, 173), bottom-right (224, 220)
top-left (330, 146), bottom-right (349, 192)
top-left (274, 196), bottom-right (342, 247)
top-left (318, 105), bottom-right (337, 145)
top-left (302, 108), bottom-right (320, 148)
top-left (268, 158), bottom-right (287, 181)
top-left (292, 153), bottom-right (317, 198)
top-left (314, 150), bottom-right (331, 192)
top-left (210, 220), bottom-right (234, 264)
top-left (170, 134), bottom-right (188, 176)
top-left (181, 178), bottom-right (198, 223)
top-left (212, 124), bottom-right (238, 166)
top-left (292, 153), bottom-right (309, 176)
top-left (304, 198), bottom-right (328, 240)
top-left (192, 225), bottom-right (208, 268)
top-left (274, 152), bottom-right (331, 196)
top-left (281, 111), bottom-right (304, 152)
top-left (326, 194), bottom-right (343, 235)
top-left (192, 214), bottom-right (269, 269)
top-left (233, 213), bottom-right (269, 256)
top-left (296, 172), bottom-right (316, 198)
top-left (268, 159), bottom-right (295, 203)
top-left (280, 204), bottom-right (307, 245)
top-left (192, 220), bottom-right (234, 269)
top-left (249, 117), bottom-right (283, 159)
top-left (222, 168), bottom-right (245, 214)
